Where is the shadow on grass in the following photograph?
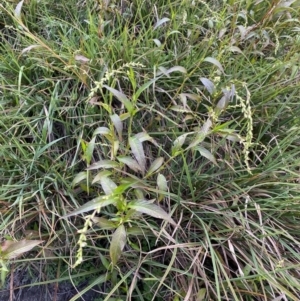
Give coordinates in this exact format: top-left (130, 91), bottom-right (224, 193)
top-left (0, 270), bottom-right (102, 301)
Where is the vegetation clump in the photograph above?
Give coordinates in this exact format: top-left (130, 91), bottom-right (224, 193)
top-left (0, 0), bottom-right (300, 300)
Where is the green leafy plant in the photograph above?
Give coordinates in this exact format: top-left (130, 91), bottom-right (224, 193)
top-left (64, 70), bottom-right (179, 267)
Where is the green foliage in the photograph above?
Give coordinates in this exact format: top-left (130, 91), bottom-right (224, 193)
top-left (0, 0), bottom-right (300, 300)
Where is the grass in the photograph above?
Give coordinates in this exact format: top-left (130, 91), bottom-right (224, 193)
top-left (0, 0), bottom-right (300, 300)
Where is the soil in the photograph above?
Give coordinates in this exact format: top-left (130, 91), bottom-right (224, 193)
top-left (0, 282), bottom-right (101, 301)
top-left (0, 267), bottom-right (102, 301)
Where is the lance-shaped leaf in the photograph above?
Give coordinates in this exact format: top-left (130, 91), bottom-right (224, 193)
top-left (128, 200), bottom-right (175, 225)
top-left (100, 176), bottom-right (117, 195)
top-left (135, 131), bottom-right (159, 148)
top-left (157, 66), bottom-right (187, 77)
top-left (91, 216), bottom-right (117, 230)
top-left (21, 45), bottom-right (42, 55)
top-left (87, 160), bottom-right (119, 170)
top-left (114, 180), bottom-right (136, 195)
top-left (134, 188), bottom-right (145, 199)
top-left (180, 93), bottom-right (201, 102)
top-left (127, 227), bottom-right (152, 236)
top-left (153, 17), bottom-right (170, 30)
top-left (195, 146), bottom-right (218, 166)
top-left (75, 54), bottom-right (90, 63)
top-left (203, 57), bottom-right (224, 74)
top-left (214, 85), bottom-right (235, 115)
top-left (110, 114), bottom-right (123, 141)
top-left (197, 288), bottom-right (207, 301)
top-left (72, 171), bottom-right (87, 188)
top-left (146, 157), bottom-right (164, 176)
top-left (188, 118), bottom-right (212, 150)
top-left (157, 173), bottom-right (168, 192)
top-left (117, 156), bottom-right (143, 173)
top-left (170, 105), bottom-right (192, 113)
top-left (165, 65), bottom-right (187, 74)
top-left (84, 136), bottom-right (96, 165)
top-left (14, 0), bottom-right (24, 20)
top-left (153, 38), bottom-right (162, 47)
top-left (218, 131), bottom-right (242, 142)
top-left (110, 224), bottom-right (127, 266)
top-left (172, 133), bottom-right (188, 155)
top-left (200, 77), bottom-right (215, 95)
top-left (103, 85), bottom-right (134, 114)
top-left (157, 173), bottom-right (168, 202)
top-left (112, 140), bottom-right (120, 157)
top-left (63, 195), bottom-right (117, 217)
top-left (92, 170), bottom-right (112, 184)
top-left (228, 46), bottom-right (243, 54)
top-left (133, 78), bottom-right (157, 102)
top-left (1, 239), bottom-right (43, 260)
top-left (179, 93), bottom-right (188, 108)
top-left (129, 136), bottom-right (146, 174)
top-left (93, 127), bottom-right (111, 137)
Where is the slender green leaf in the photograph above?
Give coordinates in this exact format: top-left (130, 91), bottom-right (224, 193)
top-left (188, 118), bottom-right (212, 149)
top-left (153, 38), bottom-right (162, 47)
top-left (117, 156), bottom-right (143, 173)
top-left (100, 176), bottom-right (117, 195)
top-left (164, 66), bottom-right (187, 74)
top-left (153, 17), bottom-right (170, 30)
top-left (172, 133), bottom-right (188, 154)
top-left (195, 146), bottom-right (218, 166)
top-left (203, 57), bottom-right (224, 74)
top-left (157, 173), bottom-right (168, 192)
top-left (103, 85), bottom-right (134, 113)
top-left (237, 25), bottom-right (247, 40)
top-left (91, 216), bottom-right (117, 230)
top-left (134, 188), bottom-right (145, 199)
top-left (147, 157), bottom-right (164, 176)
top-left (74, 54), bottom-right (89, 63)
top-left (127, 227), bottom-right (152, 236)
top-left (196, 288), bottom-right (207, 301)
top-left (170, 105), bottom-right (192, 113)
top-left (135, 132), bottom-right (159, 147)
top-left (114, 177), bottom-right (143, 194)
top-left (128, 200), bottom-right (175, 225)
top-left (21, 45), bottom-right (42, 55)
top-left (63, 195), bottom-right (117, 217)
top-left (1, 239), bottom-right (43, 260)
top-left (14, 0), bottom-right (24, 20)
top-left (119, 112), bottom-right (131, 121)
top-left (92, 170), bottom-right (112, 184)
top-left (129, 136), bottom-right (146, 174)
top-left (133, 78), bottom-right (157, 101)
top-left (180, 93), bottom-right (202, 102)
top-left (179, 93), bottom-right (188, 108)
top-left (215, 86), bottom-right (235, 115)
top-left (87, 160), bottom-right (119, 170)
top-left (200, 77), bottom-right (215, 95)
top-left (93, 127), bottom-right (111, 137)
top-left (157, 66), bottom-right (187, 77)
top-left (228, 46), bottom-right (243, 54)
top-left (110, 225), bottom-right (127, 266)
top-left (85, 136), bottom-right (96, 165)
top-left (72, 171), bottom-right (88, 188)
top-left (110, 114), bottom-right (123, 141)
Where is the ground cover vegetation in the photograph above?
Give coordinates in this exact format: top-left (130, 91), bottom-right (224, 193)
top-left (0, 0), bottom-right (300, 300)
